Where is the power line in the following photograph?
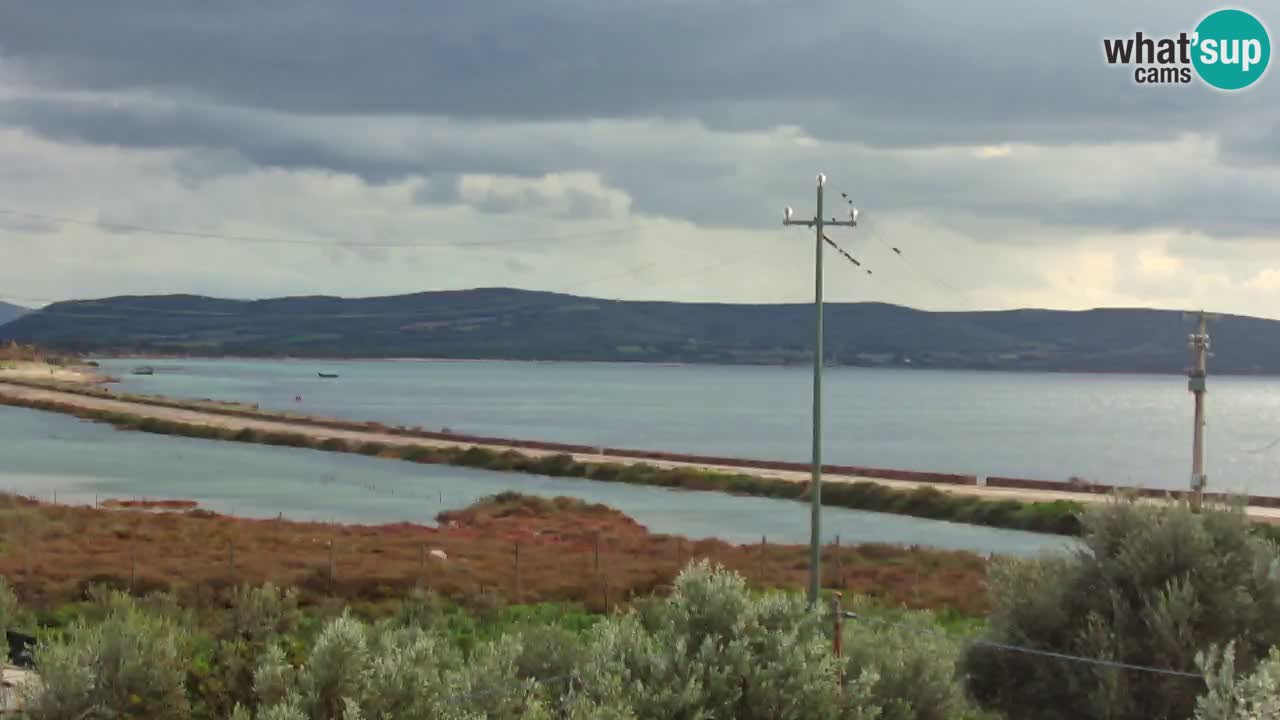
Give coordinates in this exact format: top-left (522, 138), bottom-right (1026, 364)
top-left (822, 233), bottom-right (872, 275)
top-left (841, 611), bottom-right (1203, 680)
top-left (0, 208), bottom-right (642, 250)
top-left (1246, 437), bottom-right (1280, 454)
top-left (833, 191), bottom-right (970, 299)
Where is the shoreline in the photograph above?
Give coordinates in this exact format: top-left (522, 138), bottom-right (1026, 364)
top-left (0, 377), bottom-right (1088, 536)
top-left (3, 371), bottom-right (1272, 512)
top-left (82, 353), bottom-right (1280, 378)
top-left (4, 376), bottom-right (1280, 536)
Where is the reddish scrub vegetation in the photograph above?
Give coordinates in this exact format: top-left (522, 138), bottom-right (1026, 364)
top-left (0, 492), bottom-right (989, 615)
top-left (99, 498), bottom-right (200, 510)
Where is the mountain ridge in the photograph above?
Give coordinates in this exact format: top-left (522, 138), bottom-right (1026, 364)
top-left (1, 288), bottom-right (1274, 374)
top-left (0, 301), bottom-right (28, 326)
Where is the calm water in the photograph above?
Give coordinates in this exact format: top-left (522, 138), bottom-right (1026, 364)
top-left (96, 358), bottom-right (1280, 494)
top-left (0, 405), bottom-right (1068, 555)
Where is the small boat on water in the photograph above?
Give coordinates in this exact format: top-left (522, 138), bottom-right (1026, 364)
top-left (130, 366), bottom-right (154, 376)
top-left (317, 372), bottom-right (339, 379)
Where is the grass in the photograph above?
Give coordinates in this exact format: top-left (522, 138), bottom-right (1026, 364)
top-left (0, 492), bottom-right (992, 616)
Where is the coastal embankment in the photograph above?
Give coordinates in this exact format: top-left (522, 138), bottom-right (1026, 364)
top-left (2, 372), bottom-right (1277, 535)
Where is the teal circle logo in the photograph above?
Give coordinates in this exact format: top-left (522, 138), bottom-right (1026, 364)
top-left (1192, 9), bottom-right (1271, 90)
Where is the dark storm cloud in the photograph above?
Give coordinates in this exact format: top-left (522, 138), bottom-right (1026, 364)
top-left (1, 0), bottom-right (1278, 245)
top-left (2, 0), bottom-right (1272, 148)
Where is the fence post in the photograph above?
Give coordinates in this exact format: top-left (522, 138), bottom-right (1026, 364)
top-left (831, 592), bottom-right (843, 659)
top-left (593, 532), bottom-right (600, 575)
top-left (327, 540), bottom-right (336, 585)
top-left (834, 535), bottom-right (842, 589)
top-left (514, 542), bottom-right (521, 602)
top-left (759, 535), bottom-right (766, 584)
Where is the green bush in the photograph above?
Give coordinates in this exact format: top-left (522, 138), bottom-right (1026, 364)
top-left (842, 604), bottom-right (990, 720)
top-left (1195, 642), bottom-right (1280, 720)
top-left (0, 577), bottom-right (23, 633)
top-left (571, 561), bottom-right (881, 719)
top-left (27, 591), bottom-right (192, 720)
top-left (964, 499), bottom-right (1280, 720)
top-left (458, 446), bottom-right (499, 468)
top-left (190, 584), bottom-right (303, 719)
top-left (244, 613), bottom-right (545, 720)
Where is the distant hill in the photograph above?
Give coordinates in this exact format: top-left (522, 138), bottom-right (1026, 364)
top-left (0, 301), bottom-right (28, 326)
top-left (1, 287), bottom-right (1276, 374)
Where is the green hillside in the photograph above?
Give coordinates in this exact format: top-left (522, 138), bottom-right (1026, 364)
top-left (2, 287), bottom-right (1274, 373)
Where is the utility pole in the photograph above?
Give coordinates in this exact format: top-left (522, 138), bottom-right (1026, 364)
top-left (783, 173), bottom-right (858, 606)
top-left (1185, 310), bottom-right (1219, 512)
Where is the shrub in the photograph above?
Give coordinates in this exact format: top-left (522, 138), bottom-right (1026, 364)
top-left (26, 591), bottom-right (192, 720)
top-left (842, 604), bottom-right (985, 720)
top-left (458, 446), bottom-right (500, 468)
top-left (964, 499), bottom-right (1280, 720)
top-left (529, 454), bottom-right (578, 477)
top-left (191, 584), bottom-right (303, 719)
top-left (245, 613), bottom-right (544, 720)
top-left (0, 576), bottom-right (23, 632)
top-left (571, 560), bottom-right (880, 719)
top-left (1195, 642), bottom-right (1280, 720)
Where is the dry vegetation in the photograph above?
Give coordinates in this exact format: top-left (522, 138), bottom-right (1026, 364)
top-left (0, 492), bottom-right (989, 615)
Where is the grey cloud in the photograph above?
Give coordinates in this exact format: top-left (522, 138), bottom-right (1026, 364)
top-left (0, 213), bottom-right (60, 234)
top-left (2, 0), bottom-right (1273, 149)
top-left (504, 258), bottom-right (534, 273)
top-left (6, 90), bottom-right (1279, 241)
top-left (1220, 122), bottom-right (1280, 166)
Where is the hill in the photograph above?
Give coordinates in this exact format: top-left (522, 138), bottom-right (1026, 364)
top-left (1, 287), bottom-right (1275, 373)
top-left (0, 300), bottom-right (28, 326)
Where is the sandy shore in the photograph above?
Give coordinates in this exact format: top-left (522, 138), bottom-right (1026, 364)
top-left (0, 361), bottom-right (108, 384)
top-left (2, 378), bottom-right (1275, 523)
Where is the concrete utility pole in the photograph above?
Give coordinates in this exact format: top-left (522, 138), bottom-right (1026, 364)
top-left (783, 173), bottom-right (858, 606)
top-left (1185, 310), bottom-right (1219, 512)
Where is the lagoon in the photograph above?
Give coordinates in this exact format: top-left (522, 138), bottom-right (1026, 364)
top-left (95, 358), bottom-right (1280, 494)
top-left (0, 404), bottom-right (1069, 556)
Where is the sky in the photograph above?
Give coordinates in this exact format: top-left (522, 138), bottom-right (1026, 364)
top-left (1, 1), bottom-right (1278, 316)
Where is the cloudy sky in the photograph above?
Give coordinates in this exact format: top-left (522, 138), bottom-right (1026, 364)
top-left (1, 1), bottom-right (1278, 316)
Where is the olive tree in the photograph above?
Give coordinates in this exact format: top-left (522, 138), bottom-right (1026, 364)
top-left (570, 560), bottom-right (882, 719)
top-left (1194, 642), bottom-right (1280, 720)
top-left (26, 590), bottom-right (192, 720)
top-left (965, 499), bottom-right (1280, 720)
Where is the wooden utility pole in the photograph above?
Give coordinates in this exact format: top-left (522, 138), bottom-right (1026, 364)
top-left (783, 173), bottom-right (859, 606)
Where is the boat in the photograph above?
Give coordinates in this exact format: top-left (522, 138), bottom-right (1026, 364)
top-left (317, 372), bottom-right (339, 379)
top-left (130, 366), bottom-right (154, 376)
